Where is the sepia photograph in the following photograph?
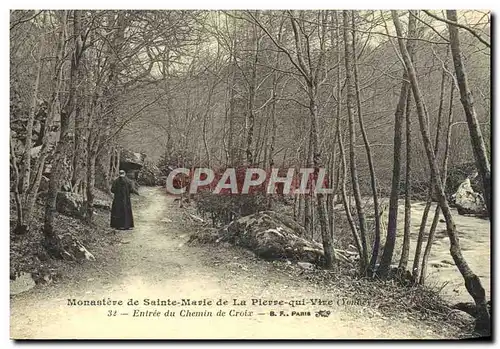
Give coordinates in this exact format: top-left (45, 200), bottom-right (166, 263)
top-left (8, 8), bottom-right (491, 340)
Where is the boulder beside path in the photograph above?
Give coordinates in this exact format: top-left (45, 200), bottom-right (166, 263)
top-left (189, 211), bottom-right (326, 265)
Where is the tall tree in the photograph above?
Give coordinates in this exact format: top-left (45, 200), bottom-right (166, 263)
top-left (392, 10), bottom-right (490, 334)
top-left (398, 90), bottom-right (413, 272)
top-left (413, 45), bottom-right (449, 281)
top-left (343, 11), bottom-right (369, 272)
top-left (250, 10), bottom-right (336, 267)
top-left (420, 80), bottom-right (455, 284)
top-left (446, 10), bottom-right (491, 218)
top-left (43, 10), bottom-right (76, 255)
top-left (20, 21), bottom-right (44, 218)
top-left (351, 11), bottom-right (382, 274)
top-left (378, 10), bottom-right (417, 277)
top-left (397, 11), bottom-right (418, 273)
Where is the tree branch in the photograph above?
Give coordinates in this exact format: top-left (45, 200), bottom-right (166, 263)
top-left (423, 10), bottom-right (490, 48)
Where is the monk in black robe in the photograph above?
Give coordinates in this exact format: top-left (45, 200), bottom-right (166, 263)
top-left (110, 170), bottom-right (139, 230)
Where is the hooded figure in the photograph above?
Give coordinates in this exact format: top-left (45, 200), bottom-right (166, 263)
top-left (110, 170), bottom-right (139, 230)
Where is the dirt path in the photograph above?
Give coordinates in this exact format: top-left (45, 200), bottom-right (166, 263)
top-left (11, 187), bottom-right (455, 339)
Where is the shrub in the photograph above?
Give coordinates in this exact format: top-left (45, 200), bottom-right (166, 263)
top-left (193, 191), bottom-right (267, 226)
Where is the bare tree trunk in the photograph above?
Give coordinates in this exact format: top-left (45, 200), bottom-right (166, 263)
top-left (396, 12), bottom-right (418, 273)
top-left (71, 98), bottom-right (85, 190)
top-left (44, 10), bottom-right (75, 255)
top-left (378, 78), bottom-right (407, 276)
top-left (266, 60), bottom-right (278, 210)
top-left (420, 80), bottom-right (455, 284)
top-left (351, 11), bottom-right (381, 274)
top-left (202, 108), bottom-right (211, 167)
top-left (71, 45), bottom-right (87, 191)
top-left (107, 146), bottom-right (114, 185)
top-left (253, 117), bottom-right (264, 165)
top-left (296, 192), bottom-right (303, 223)
top-left (226, 33), bottom-right (237, 166)
top-left (412, 196), bottom-right (432, 278)
top-left (412, 47), bottom-right (448, 281)
top-left (446, 10), bottom-right (491, 218)
top-left (85, 140), bottom-right (98, 223)
top-left (343, 11), bottom-right (368, 271)
top-left (399, 90), bottom-right (413, 272)
top-left (202, 76), bottom-right (220, 168)
top-left (338, 125), bottom-right (363, 259)
top-left (309, 91), bottom-right (335, 267)
top-left (245, 18), bottom-right (260, 166)
top-left (83, 88), bottom-right (101, 221)
top-left (115, 147), bottom-right (121, 178)
top-left (21, 30), bottom-right (44, 209)
top-left (327, 10), bottom-right (342, 259)
top-left (11, 136), bottom-right (26, 234)
top-left (99, 149), bottom-right (112, 194)
top-left (326, 154), bottom-right (333, 232)
top-left (97, 12), bottom-right (126, 194)
top-left (304, 125), bottom-right (313, 237)
top-left (24, 45), bottom-right (65, 225)
top-left (254, 10), bottom-right (333, 265)
top-left (328, 116), bottom-right (340, 247)
top-left (392, 10), bottom-right (490, 334)
top-left (379, 10), bottom-right (417, 277)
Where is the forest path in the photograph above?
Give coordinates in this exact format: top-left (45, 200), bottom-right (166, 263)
top-left (11, 187), bottom-right (451, 339)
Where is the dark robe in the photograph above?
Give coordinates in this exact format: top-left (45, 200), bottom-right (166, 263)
top-left (110, 176), bottom-right (138, 229)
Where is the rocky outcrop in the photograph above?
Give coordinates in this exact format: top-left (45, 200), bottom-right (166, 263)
top-left (59, 233), bottom-right (96, 261)
top-left (29, 146), bottom-right (72, 192)
top-left (137, 161), bottom-right (162, 186)
top-left (118, 149), bottom-right (146, 183)
top-left (10, 272), bottom-right (36, 295)
top-left (56, 191), bottom-right (111, 218)
top-left (451, 178), bottom-right (487, 217)
top-left (93, 199), bottom-right (111, 210)
top-left (260, 211), bottom-right (307, 237)
top-left (448, 310), bottom-right (476, 327)
top-left (446, 162), bottom-right (482, 197)
top-left (56, 192), bottom-right (84, 218)
top-left (189, 211), bottom-right (325, 265)
top-left (120, 149), bottom-right (146, 171)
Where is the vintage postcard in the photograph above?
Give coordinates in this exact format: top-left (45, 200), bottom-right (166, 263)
top-left (9, 9), bottom-right (491, 340)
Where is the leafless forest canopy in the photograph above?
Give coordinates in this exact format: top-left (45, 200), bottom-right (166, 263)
top-left (10, 10), bottom-right (491, 334)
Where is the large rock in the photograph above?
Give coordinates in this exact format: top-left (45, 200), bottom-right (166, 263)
top-left (120, 149), bottom-right (146, 171)
top-left (446, 162), bottom-right (482, 197)
top-left (30, 144), bottom-right (65, 178)
top-left (10, 272), bottom-right (36, 295)
top-left (137, 161), bottom-right (161, 186)
top-left (93, 199), bottom-right (111, 210)
top-left (56, 192), bottom-right (84, 218)
top-left (448, 310), bottom-right (475, 327)
top-left (56, 192), bottom-right (111, 218)
top-left (451, 178), bottom-right (487, 216)
top-left (190, 211), bottom-right (325, 265)
top-left (260, 211), bottom-right (307, 237)
top-left (59, 233), bottom-right (96, 261)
